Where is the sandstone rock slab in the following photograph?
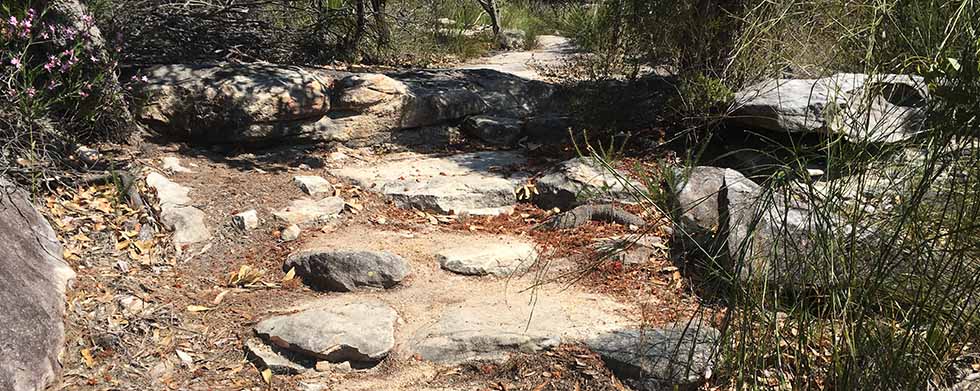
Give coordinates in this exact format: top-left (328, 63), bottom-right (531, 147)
top-left (293, 175), bottom-right (334, 197)
top-left (410, 289), bottom-right (630, 363)
top-left (254, 300), bottom-right (397, 365)
top-left (1, 177), bottom-right (76, 391)
top-left (284, 250), bottom-right (410, 291)
top-left (587, 320), bottom-right (720, 389)
top-left (331, 151), bottom-right (528, 215)
top-left (437, 240), bottom-right (537, 276)
top-left (272, 197), bottom-right (344, 225)
top-left (732, 73), bottom-right (928, 143)
top-left (462, 115), bottom-right (523, 146)
top-left (244, 338), bottom-right (310, 375)
top-left (140, 63), bottom-right (341, 142)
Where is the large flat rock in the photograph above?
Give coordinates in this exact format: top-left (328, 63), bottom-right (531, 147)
top-left (1, 177), bottom-right (76, 391)
top-left (254, 299), bottom-right (397, 366)
top-left (331, 151), bottom-right (529, 215)
top-left (437, 239), bottom-right (537, 276)
top-left (410, 288), bottom-right (630, 363)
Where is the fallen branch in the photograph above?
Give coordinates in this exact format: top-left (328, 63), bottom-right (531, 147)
top-left (538, 204), bottom-right (646, 230)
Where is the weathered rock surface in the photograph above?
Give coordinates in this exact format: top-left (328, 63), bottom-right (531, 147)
top-left (535, 157), bottom-right (642, 211)
top-left (411, 290), bottom-right (630, 363)
top-left (462, 115), bottom-right (523, 146)
top-left (732, 73), bottom-right (928, 143)
top-left (293, 175), bottom-right (334, 196)
top-left (437, 240), bottom-right (537, 276)
top-left (146, 172), bottom-right (211, 245)
top-left (587, 320), bottom-right (720, 389)
top-left (244, 338), bottom-right (310, 375)
top-left (1, 177), bottom-right (76, 391)
top-left (284, 250), bottom-right (410, 291)
top-left (253, 299), bottom-right (397, 365)
top-left (139, 63), bottom-right (339, 141)
top-left (331, 151), bottom-right (528, 215)
top-left (272, 197), bottom-right (344, 225)
top-left (139, 64), bottom-right (555, 146)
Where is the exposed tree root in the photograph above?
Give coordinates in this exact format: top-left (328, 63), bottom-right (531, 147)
top-left (539, 204), bottom-right (646, 230)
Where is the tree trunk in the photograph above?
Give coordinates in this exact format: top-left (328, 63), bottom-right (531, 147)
top-left (344, 0), bottom-right (367, 61)
top-left (476, 0), bottom-right (501, 36)
top-left (370, 0), bottom-right (390, 50)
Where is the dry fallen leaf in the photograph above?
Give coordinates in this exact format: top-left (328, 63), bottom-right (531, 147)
top-left (283, 267), bottom-right (296, 282)
top-left (261, 368), bottom-right (273, 384)
top-left (186, 305), bottom-right (211, 312)
top-left (81, 348), bottom-right (95, 368)
top-left (212, 290), bottom-right (231, 305)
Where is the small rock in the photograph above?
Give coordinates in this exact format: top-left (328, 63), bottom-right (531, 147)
top-left (76, 145), bottom-right (100, 165)
top-left (293, 175), bottom-right (334, 196)
top-left (232, 209), bottom-right (259, 230)
top-left (272, 197), bottom-right (345, 225)
top-left (115, 294), bottom-right (146, 317)
top-left (281, 224), bottom-right (301, 242)
top-left (594, 235), bottom-right (665, 265)
top-left (284, 250), bottom-right (410, 292)
top-left (587, 320), bottom-right (720, 388)
top-left (253, 299), bottom-right (397, 365)
top-left (244, 338), bottom-right (309, 375)
top-left (437, 241), bottom-right (537, 276)
top-left (146, 172), bottom-right (211, 245)
top-left (162, 156), bottom-right (193, 173)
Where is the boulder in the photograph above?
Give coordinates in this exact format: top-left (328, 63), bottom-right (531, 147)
top-left (146, 172), bottom-right (211, 245)
top-left (253, 299), bottom-right (397, 365)
top-left (587, 320), bottom-right (720, 389)
top-left (331, 151), bottom-right (528, 215)
top-left (437, 240), bottom-right (537, 276)
top-left (139, 63), bottom-right (341, 142)
top-left (534, 157), bottom-right (643, 211)
top-left (284, 250), bottom-right (410, 291)
top-left (461, 115), bottom-right (523, 146)
top-left (732, 73), bottom-right (927, 143)
top-left (1, 177), bottom-right (76, 391)
top-left (272, 197), bottom-right (344, 225)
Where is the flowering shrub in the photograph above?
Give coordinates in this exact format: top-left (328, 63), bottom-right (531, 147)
top-left (1, 1), bottom-right (133, 172)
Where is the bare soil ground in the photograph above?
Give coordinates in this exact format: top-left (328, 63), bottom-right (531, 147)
top-left (50, 131), bottom-right (706, 391)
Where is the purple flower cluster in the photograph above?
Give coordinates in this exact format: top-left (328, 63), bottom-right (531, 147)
top-left (6, 9), bottom-right (35, 39)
